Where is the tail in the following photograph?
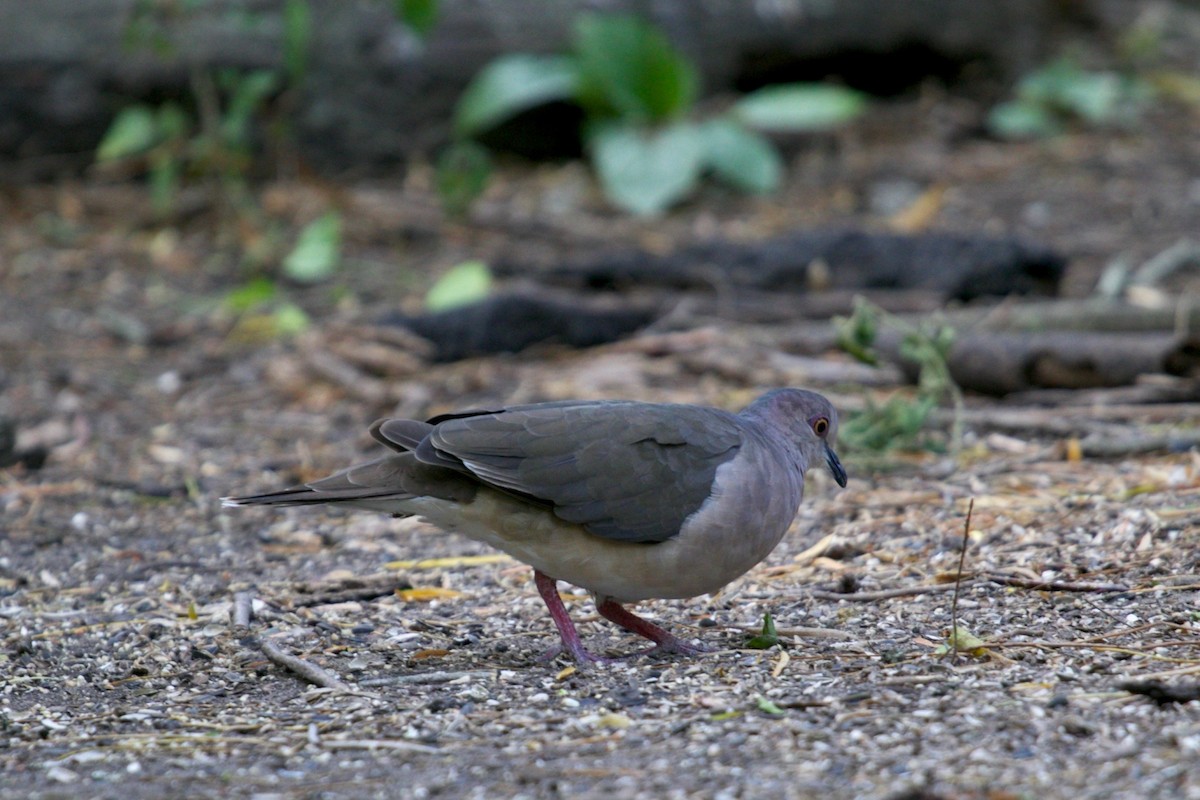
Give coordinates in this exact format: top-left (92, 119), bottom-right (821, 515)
top-left (222, 452), bottom-right (478, 512)
top-left (221, 486), bottom-right (406, 508)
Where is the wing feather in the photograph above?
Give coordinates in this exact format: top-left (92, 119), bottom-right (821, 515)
top-left (421, 401), bottom-right (743, 543)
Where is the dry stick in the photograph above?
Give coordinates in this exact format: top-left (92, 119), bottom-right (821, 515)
top-left (257, 637), bottom-right (351, 692)
top-left (232, 591), bottom-right (253, 629)
top-left (809, 582), bottom-right (968, 602)
top-left (983, 573), bottom-right (1130, 593)
top-left (946, 498), bottom-right (974, 659)
top-left (358, 670), bottom-right (493, 687)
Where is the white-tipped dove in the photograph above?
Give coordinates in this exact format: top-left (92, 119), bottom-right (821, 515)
top-left (224, 388), bottom-right (847, 663)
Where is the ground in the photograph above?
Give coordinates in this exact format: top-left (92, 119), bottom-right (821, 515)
top-left (2, 88), bottom-right (1200, 799)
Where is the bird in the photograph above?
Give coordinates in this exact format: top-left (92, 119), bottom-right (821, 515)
top-left (223, 388), bottom-right (847, 663)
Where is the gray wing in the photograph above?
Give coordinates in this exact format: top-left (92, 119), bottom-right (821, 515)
top-left (410, 402), bottom-right (745, 543)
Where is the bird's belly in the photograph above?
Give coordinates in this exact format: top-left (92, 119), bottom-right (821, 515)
top-left (404, 485), bottom-right (798, 603)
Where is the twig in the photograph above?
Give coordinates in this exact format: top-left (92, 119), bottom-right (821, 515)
top-left (809, 582), bottom-right (969, 602)
top-left (257, 637), bottom-right (351, 691)
top-left (232, 591), bottom-right (253, 629)
top-left (320, 738), bottom-right (440, 753)
top-left (733, 624), bottom-right (858, 641)
top-left (946, 498), bottom-right (974, 659)
top-left (357, 670), bottom-right (493, 687)
top-left (983, 573), bottom-right (1130, 593)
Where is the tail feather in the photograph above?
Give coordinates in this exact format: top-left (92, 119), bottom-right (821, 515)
top-left (221, 487), bottom-right (412, 508)
top-left (223, 452), bottom-right (479, 511)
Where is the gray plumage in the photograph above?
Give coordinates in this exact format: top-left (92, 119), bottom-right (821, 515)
top-left (224, 388), bottom-right (847, 662)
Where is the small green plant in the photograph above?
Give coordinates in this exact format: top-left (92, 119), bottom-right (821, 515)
top-left (448, 13), bottom-right (867, 216)
top-left (987, 54), bottom-right (1154, 139)
top-left (835, 298), bottom-right (963, 453)
top-left (746, 611), bottom-right (780, 649)
top-left (97, 69), bottom-right (280, 216)
top-left (221, 277), bottom-right (311, 342)
top-left (97, 0), bottom-right (312, 221)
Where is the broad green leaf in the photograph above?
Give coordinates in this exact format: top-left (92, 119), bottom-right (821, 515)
top-left (426, 260), bottom-right (492, 311)
top-left (454, 54), bottom-right (579, 137)
top-left (589, 122), bottom-right (704, 215)
top-left (436, 140), bottom-right (492, 217)
top-left (698, 119), bottom-right (782, 194)
top-left (396, 0), bottom-right (439, 36)
top-left (733, 84), bottom-right (867, 132)
top-left (573, 13), bottom-right (698, 123)
top-left (283, 0), bottom-right (312, 82)
top-left (283, 211), bottom-right (341, 283)
top-left (97, 106), bottom-right (161, 161)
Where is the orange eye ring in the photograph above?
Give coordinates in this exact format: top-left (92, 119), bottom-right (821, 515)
top-left (812, 416), bottom-right (829, 436)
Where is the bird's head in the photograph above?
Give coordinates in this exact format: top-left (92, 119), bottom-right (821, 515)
top-left (742, 388), bottom-right (847, 488)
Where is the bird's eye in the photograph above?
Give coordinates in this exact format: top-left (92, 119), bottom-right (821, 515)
top-left (812, 416), bottom-right (829, 436)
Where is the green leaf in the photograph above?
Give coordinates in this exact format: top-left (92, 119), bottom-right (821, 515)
top-left (395, 0), bottom-right (439, 36)
top-left (282, 0), bottom-right (312, 82)
top-left (271, 302), bottom-right (311, 336)
top-left (733, 84), bottom-right (867, 132)
top-left (698, 119), bottom-right (782, 194)
top-left (834, 298), bottom-right (880, 366)
top-left (436, 140), bottom-right (492, 217)
top-left (222, 70), bottom-right (279, 147)
top-left (934, 624), bottom-right (988, 656)
top-left (454, 54), bottom-right (579, 138)
top-left (283, 211), bottom-right (342, 283)
top-left (755, 696), bottom-right (785, 716)
top-left (156, 102), bottom-right (191, 140)
top-left (223, 278), bottom-right (278, 313)
top-left (573, 13), bottom-right (698, 123)
top-left (97, 106), bottom-right (162, 162)
top-left (425, 260), bottom-right (492, 311)
top-left (589, 122), bottom-right (704, 215)
top-left (148, 152), bottom-right (181, 215)
top-left (986, 101), bottom-right (1060, 139)
top-left (746, 611), bottom-right (780, 649)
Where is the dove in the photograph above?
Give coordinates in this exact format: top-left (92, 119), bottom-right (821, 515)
top-left (224, 388), bottom-right (846, 663)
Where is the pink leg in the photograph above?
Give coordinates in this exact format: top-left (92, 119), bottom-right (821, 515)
top-left (534, 570), bottom-right (608, 664)
top-left (595, 597), bottom-right (708, 657)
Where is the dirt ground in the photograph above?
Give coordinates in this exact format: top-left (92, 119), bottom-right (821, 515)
top-left (2, 84), bottom-right (1200, 800)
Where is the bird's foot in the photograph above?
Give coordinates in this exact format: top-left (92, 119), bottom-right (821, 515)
top-left (638, 635), bottom-right (711, 659)
top-left (595, 597), bottom-right (708, 660)
top-left (536, 642), bottom-right (616, 665)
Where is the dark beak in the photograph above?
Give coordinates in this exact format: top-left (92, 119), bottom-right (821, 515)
top-left (825, 442), bottom-right (848, 488)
